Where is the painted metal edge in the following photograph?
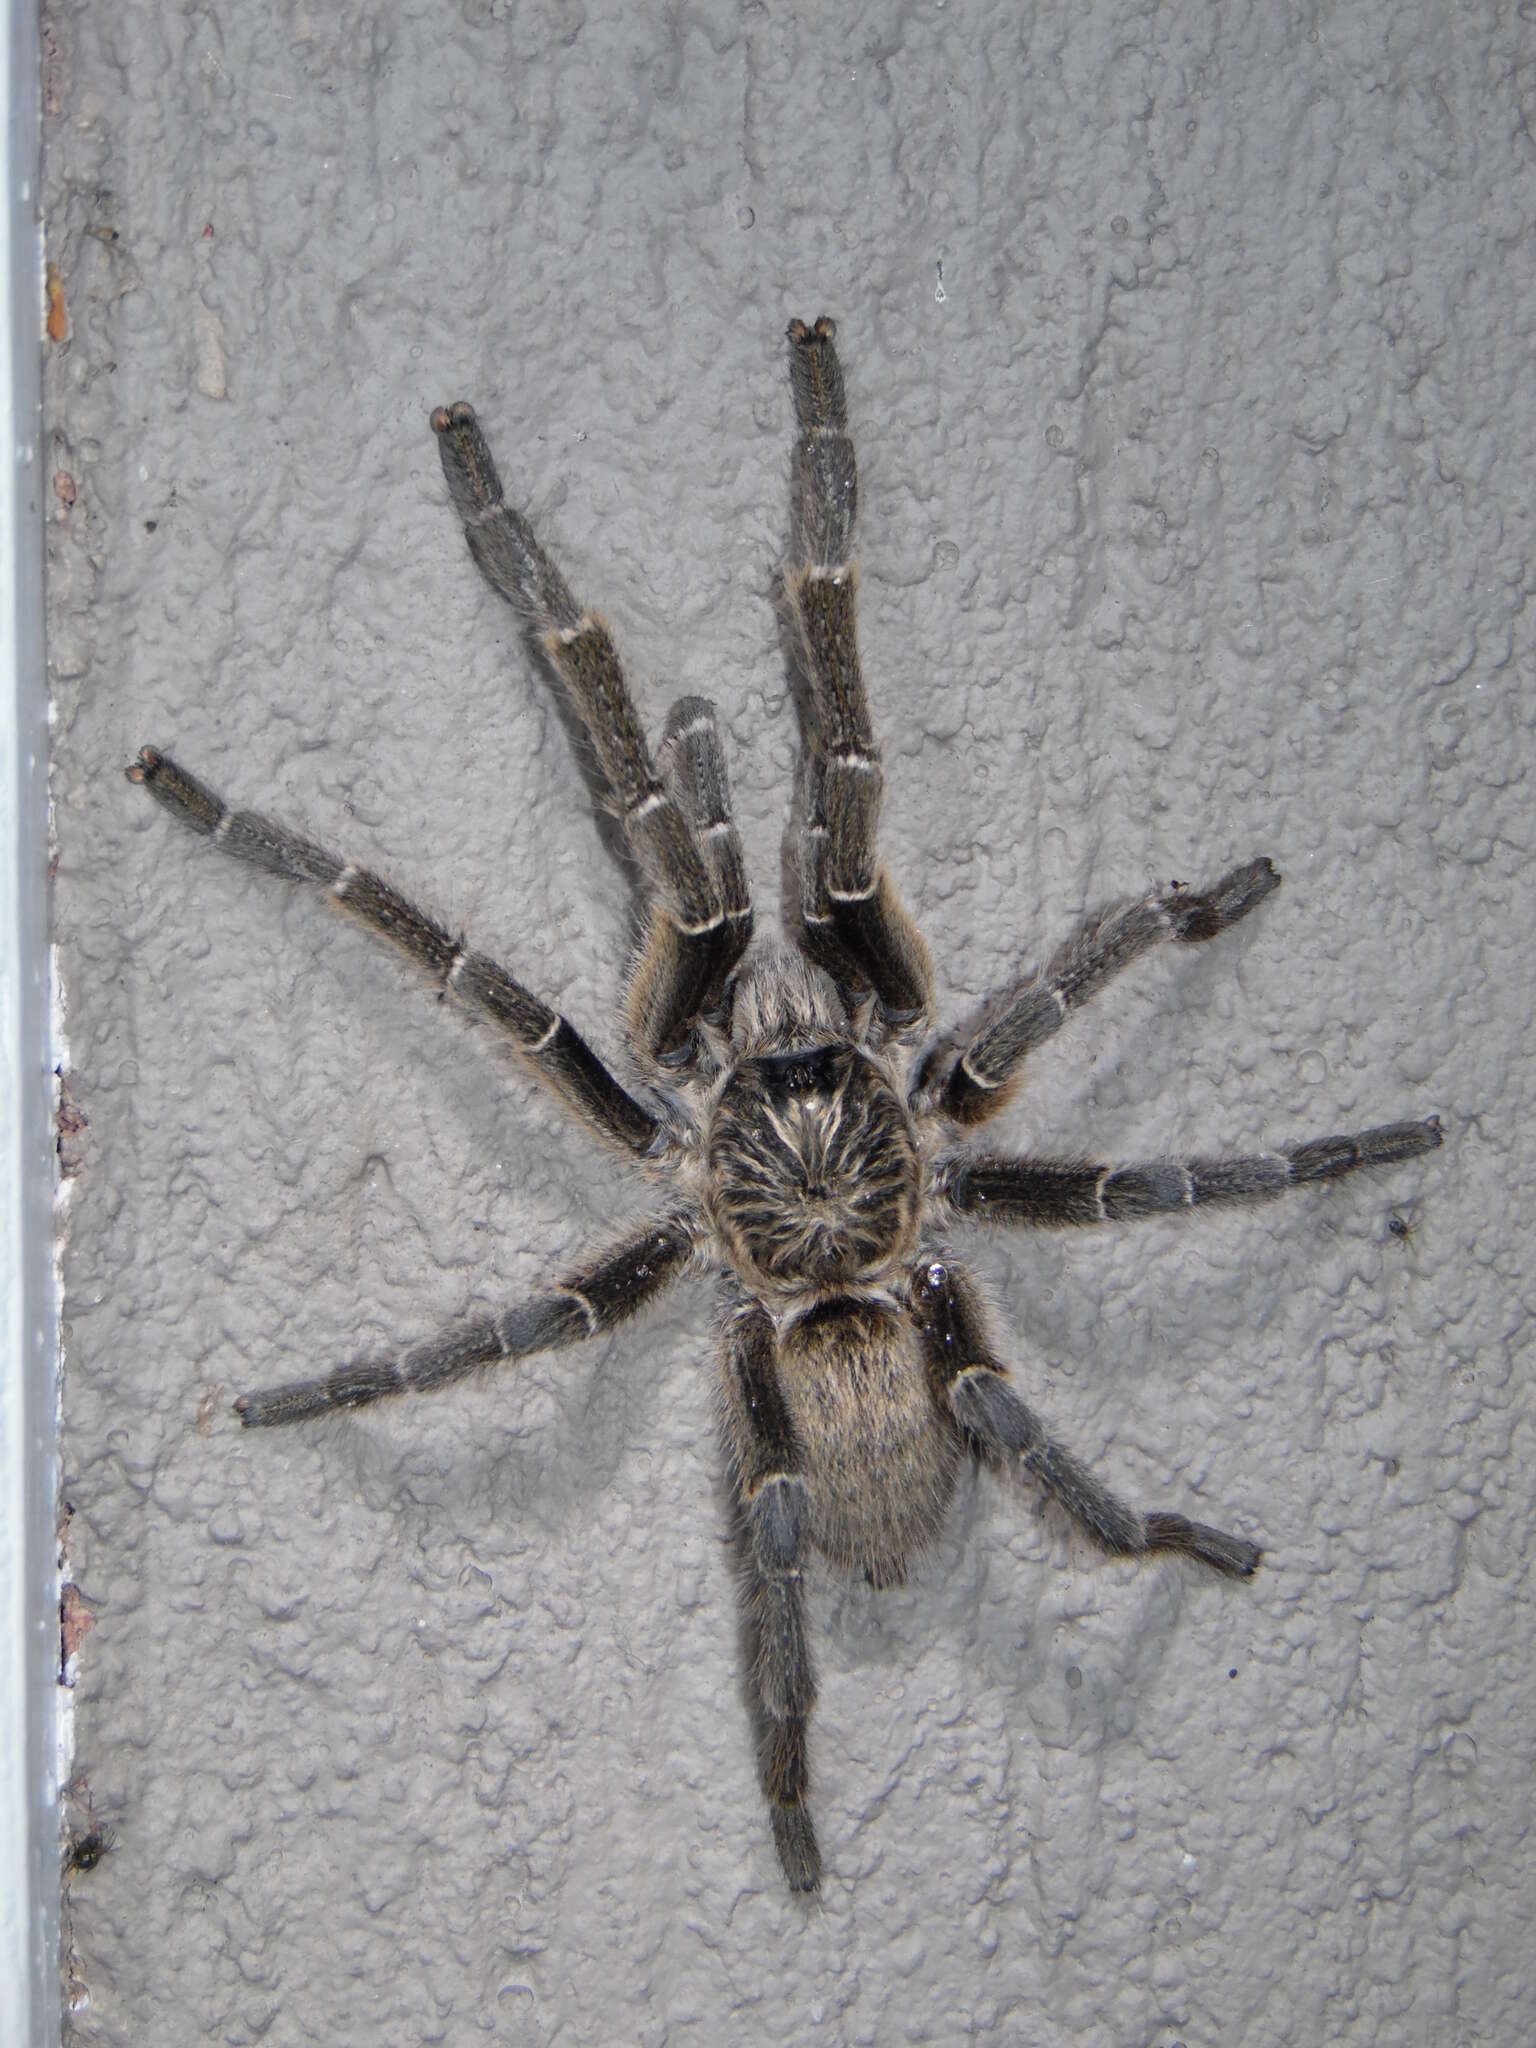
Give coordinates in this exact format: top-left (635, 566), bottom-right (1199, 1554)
top-left (0, 0), bottom-right (60, 2040)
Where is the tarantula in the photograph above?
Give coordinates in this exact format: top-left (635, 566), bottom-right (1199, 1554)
top-left (129, 315), bottom-right (1440, 1893)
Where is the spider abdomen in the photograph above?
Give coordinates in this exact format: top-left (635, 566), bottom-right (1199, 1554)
top-left (776, 1300), bottom-right (960, 1588)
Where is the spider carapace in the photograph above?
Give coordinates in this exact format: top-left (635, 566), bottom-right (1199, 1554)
top-left (130, 315), bottom-right (1440, 1892)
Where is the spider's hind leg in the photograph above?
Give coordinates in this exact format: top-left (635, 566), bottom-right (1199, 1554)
top-left (720, 1302), bottom-right (822, 1893)
top-left (782, 317), bottom-right (932, 1029)
top-left (431, 404), bottom-right (753, 1062)
top-left (910, 1258), bottom-right (1261, 1578)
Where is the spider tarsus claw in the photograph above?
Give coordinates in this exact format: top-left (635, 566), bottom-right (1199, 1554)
top-left (771, 1806), bottom-right (822, 1894)
top-left (125, 745), bottom-right (161, 785)
top-left (786, 315), bottom-right (838, 347)
top-left (1218, 1536), bottom-right (1263, 1579)
top-left (1146, 1511), bottom-right (1261, 1578)
top-left (1220, 854), bottom-right (1281, 907)
top-left (429, 401), bottom-right (476, 435)
top-left (1170, 854), bottom-right (1281, 941)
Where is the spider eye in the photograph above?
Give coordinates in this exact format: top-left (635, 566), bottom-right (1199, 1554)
top-left (755, 1046), bottom-right (845, 1098)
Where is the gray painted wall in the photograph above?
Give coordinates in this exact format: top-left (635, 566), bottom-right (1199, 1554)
top-left (49, 1), bottom-right (1529, 2042)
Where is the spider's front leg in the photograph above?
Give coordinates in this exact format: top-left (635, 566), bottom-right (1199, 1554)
top-left (783, 316), bottom-right (933, 1027)
top-left (911, 1259), bottom-right (1261, 1577)
top-left (127, 748), bottom-right (662, 1157)
top-left (923, 859), bottom-right (1281, 1124)
top-left (719, 1303), bottom-right (822, 1893)
top-left (234, 1214), bottom-right (695, 1425)
top-left (431, 403), bottom-right (752, 1063)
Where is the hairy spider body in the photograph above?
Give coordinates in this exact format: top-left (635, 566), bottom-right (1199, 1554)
top-left (130, 315), bottom-right (1441, 1894)
top-left (773, 1297), bottom-right (960, 1573)
top-left (707, 1007), bottom-right (921, 1294)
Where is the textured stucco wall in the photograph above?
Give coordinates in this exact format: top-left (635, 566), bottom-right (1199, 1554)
top-left (49, 1), bottom-right (1531, 2042)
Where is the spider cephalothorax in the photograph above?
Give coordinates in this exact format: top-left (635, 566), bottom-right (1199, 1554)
top-left (708, 1033), bottom-right (921, 1291)
top-left (130, 313), bottom-right (1440, 1894)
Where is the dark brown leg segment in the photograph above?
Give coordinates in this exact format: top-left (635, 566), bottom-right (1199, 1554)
top-left (127, 747), bottom-right (661, 1155)
top-left (940, 1118), bottom-right (1443, 1227)
top-left (719, 1303), bottom-right (821, 1892)
top-left (909, 1258), bottom-right (1260, 1577)
top-left (783, 317), bottom-right (932, 1026)
top-left (933, 860), bottom-right (1281, 1125)
top-left (431, 403), bottom-right (752, 1060)
top-left (234, 1215), bottom-right (695, 1426)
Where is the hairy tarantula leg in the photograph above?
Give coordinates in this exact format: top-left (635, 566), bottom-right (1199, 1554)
top-left (658, 696), bottom-right (752, 942)
top-left (431, 402), bottom-right (750, 1060)
top-left (783, 317), bottom-right (932, 1027)
top-left (929, 858), bottom-right (1282, 1125)
top-left (940, 1117), bottom-right (1443, 1227)
top-left (910, 1261), bottom-right (1260, 1577)
top-left (648, 693), bottom-right (754, 1032)
top-left (719, 1303), bottom-right (821, 1893)
top-left (127, 748), bottom-right (661, 1156)
top-left (233, 1215), bottom-right (695, 1426)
